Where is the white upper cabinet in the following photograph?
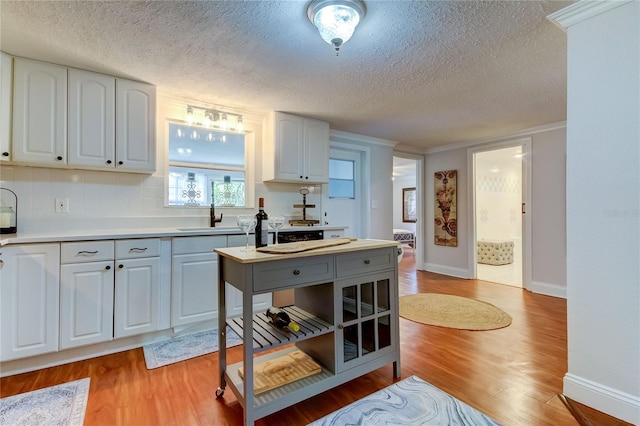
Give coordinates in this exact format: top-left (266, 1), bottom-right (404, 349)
top-left (1, 52), bottom-right (12, 162)
top-left (262, 111), bottom-right (329, 183)
top-left (12, 58), bottom-right (67, 166)
top-left (115, 79), bottom-right (156, 172)
top-left (68, 68), bottom-right (116, 168)
top-left (8, 55), bottom-right (155, 173)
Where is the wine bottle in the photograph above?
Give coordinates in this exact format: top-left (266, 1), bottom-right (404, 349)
top-left (255, 197), bottom-right (269, 248)
top-left (266, 307), bottom-right (300, 332)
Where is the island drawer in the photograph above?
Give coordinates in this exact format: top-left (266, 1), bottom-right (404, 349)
top-left (252, 256), bottom-right (334, 292)
top-left (336, 248), bottom-right (394, 278)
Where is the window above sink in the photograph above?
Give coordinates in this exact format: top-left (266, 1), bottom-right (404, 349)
top-left (166, 121), bottom-right (253, 208)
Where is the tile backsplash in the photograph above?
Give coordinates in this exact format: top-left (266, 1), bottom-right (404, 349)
top-left (0, 165), bottom-right (325, 235)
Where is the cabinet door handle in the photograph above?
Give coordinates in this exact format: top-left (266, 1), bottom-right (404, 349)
top-left (119, 264), bottom-right (124, 269)
top-left (56, 156), bottom-right (63, 161)
top-left (105, 265), bottom-right (111, 270)
top-left (78, 250), bottom-right (99, 256)
top-left (364, 259), bottom-right (371, 265)
top-left (293, 269), bottom-right (301, 275)
top-left (118, 161), bottom-right (124, 165)
top-left (2, 152), bottom-right (9, 157)
top-left (106, 160), bottom-right (112, 164)
top-left (129, 247), bottom-right (147, 253)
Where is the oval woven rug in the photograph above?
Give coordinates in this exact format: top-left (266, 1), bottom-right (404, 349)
top-left (399, 293), bottom-right (512, 330)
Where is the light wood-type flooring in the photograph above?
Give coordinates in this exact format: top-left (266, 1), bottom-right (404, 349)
top-left (0, 256), bottom-right (632, 425)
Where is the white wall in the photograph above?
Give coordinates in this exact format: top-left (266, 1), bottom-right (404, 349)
top-left (555, 1), bottom-right (640, 423)
top-left (475, 149), bottom-right (522, 242)
top-left (424, 148), bottom-right (469, 277)
top-left (424, 126), bottom-right (567, 290)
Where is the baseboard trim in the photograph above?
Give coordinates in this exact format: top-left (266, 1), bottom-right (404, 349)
top-left (424, 263), bottom-right (469, 279)
top-left (564, 373), bottom-right (640, 425)
top-left (529, 280), bottom-right (567, 299)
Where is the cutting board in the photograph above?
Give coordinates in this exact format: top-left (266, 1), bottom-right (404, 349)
top-left (238, 350), bottom-right (322, 394)
top-left (256, 238), bottom-right (355, 254)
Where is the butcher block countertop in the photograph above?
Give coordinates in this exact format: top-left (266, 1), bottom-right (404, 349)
top-left (215, 238), bottom-right (399, 264)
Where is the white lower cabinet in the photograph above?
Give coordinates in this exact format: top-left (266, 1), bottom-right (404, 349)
top-left (60, 260), bottom-right (115, 350)
top-left (171, 236), bottom-right (226, 327)
top-left (171, 235), bottom-right (271, 327)
top-left (60, 240), bottom-right (114, 349)
top-left (59, 238), bottom-right (164, 349)
top-left (114, 239), bottom-right (162, 338)
top-left (0, 243), bottom-right (60, 362)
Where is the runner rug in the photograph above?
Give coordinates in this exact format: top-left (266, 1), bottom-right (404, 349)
top-left (399, 293), bottom-right (512, 330)
top-left (143, 327), bottom-right (242, 369)
top-left (0, 378), bottom-right (90, 426)
top-left (308, 375), bottom-right (502, 425)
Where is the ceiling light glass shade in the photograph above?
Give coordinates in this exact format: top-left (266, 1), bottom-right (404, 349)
top-left (307, 0), bottom-right (366, 54)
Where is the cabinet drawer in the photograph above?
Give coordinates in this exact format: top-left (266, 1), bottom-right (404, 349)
top-left (253, 256), bottom-right (334, 292)
top-left (336, 248), bottom-right (394, 278)
top-left (116, 238), bottom-right (160, 259)
top-left (61, 240), bottom-right (114, 264)
top-left (172, 236), bottom-right (227, 255)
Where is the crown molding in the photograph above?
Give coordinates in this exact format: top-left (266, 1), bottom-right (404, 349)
top-left (329, 129), bottom-right (399, 148)
top-left (547, 0), bottom-right (632, 31)
top-left (424, 121), bottom-right (567, 154)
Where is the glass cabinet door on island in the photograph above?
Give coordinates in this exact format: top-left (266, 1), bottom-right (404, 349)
top-left (335, 271), bottom-right (396, 372)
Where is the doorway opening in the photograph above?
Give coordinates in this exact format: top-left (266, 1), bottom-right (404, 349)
top-left (469, 140), bottom-right (531, 288)
top-left (393, 154), bottom-right (423, 267)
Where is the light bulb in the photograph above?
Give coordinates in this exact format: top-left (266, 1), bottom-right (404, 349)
top-left (221, 114), bottom-right (228, 131)
top-left (236, 116), bottom-right (244, 133)
top-left (203, 111), bottom-right (213, 128)
top-left (186, 107), bottom-right (194, 125)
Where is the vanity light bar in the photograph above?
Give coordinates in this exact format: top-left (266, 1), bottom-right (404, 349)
top-left (185, 105), bottom-right (244, 133)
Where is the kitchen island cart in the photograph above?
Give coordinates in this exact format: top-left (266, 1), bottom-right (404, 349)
top-left (215, 239), bottom-right (401, 425)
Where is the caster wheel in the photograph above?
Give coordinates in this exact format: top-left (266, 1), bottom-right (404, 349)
top-left (215, 387), bottom-right (225, 398)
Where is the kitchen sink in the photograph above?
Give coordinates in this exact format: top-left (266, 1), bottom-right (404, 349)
top-left (177, 226), bottom-right (240, 231)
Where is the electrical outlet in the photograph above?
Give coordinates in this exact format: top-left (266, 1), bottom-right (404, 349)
top-left (55, 198), bottom-right (69, 213)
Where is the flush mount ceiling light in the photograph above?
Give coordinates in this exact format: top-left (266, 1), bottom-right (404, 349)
top-left (307, 0), bottom-right (366, 55)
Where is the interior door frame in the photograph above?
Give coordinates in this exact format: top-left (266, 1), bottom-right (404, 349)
top-left (324, 141), bottom-right (371, 238)
top-left (467, 137), bottom-right (532, 289)
top-left (393, 152), bottom-right (424, 270)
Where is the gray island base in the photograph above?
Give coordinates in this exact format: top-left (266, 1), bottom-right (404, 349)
top-left (214, 239), bottom-right (401, 425)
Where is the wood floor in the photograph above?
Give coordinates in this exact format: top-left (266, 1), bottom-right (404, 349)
top-left (1, 256), bottom-right (632, 425)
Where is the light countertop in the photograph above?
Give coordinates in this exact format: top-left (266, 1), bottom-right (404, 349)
top-left (0, 225), bottom-right (347, 246)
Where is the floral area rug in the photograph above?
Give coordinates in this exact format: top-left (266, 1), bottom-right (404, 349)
top-left (143, 327), bottom-right (242, 369)
top-left (308, 375), bottom-right (502, 425)
top-left (0, 378), bottom-right (90, 426)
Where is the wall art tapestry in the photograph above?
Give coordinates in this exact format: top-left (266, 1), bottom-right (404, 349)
top-left (434, 170), bottom-right (457, 247)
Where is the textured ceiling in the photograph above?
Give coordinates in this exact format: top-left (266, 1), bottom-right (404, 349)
top-left (0, 1), bottom-right (571, 151)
